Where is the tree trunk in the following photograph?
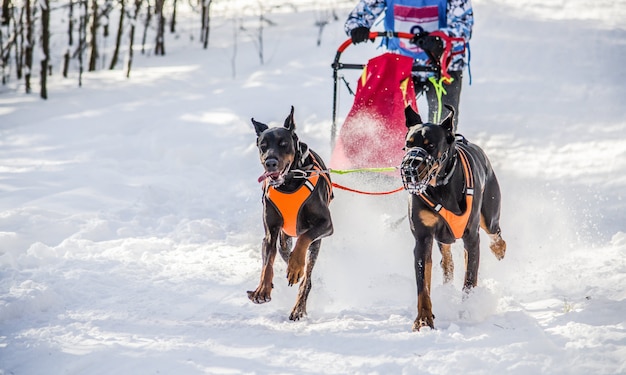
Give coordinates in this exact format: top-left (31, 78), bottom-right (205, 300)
top-left (15, 7), bottom-right (25, 80)
top-left (126, 0), bottom-right (142, 77)
top-left (1, 0), bottom-right (10, 25)
top-left (141, 1), bottom-right (151, 54)
top-left (40, 0), bottom-right (50, 99)
top-left (24, 0), bottom-right (33, 93)
top-left (201, 0), bottom-right (211, 49)
top-left (63, 0), bottom-right (74, 78)
top-left (78, 0), bottom-right (88, 86)
top-left (109, 0), bottom-right (124, 69)
top-left (169, 0), bottom-right (176, 33)
top-left (154, 0), bottom-right (164, 55)
top-left (88, 0), bottom-right (98, 71)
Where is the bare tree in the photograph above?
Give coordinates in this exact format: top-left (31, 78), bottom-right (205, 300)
top-left (1, 0), bottom-right (10, 25)
top-left (78, 0), bottom-right (88, 86)
top-left (40, 0), bottom-right (50, 98)
top-left (140, 0), bottom-right (150, 54)
top-left (62, 0), bottom-right (74, 77)
top-left (126, 0), bottom-right (142, 77)
top-left (14, 7), bottom-right (25, 80)
top-left (24, 0), bottom-right (33, 93)
top-left (0, 2), bottom-right (19, 83)
top-left (153, 0), bottom-right (164, 55)
top-left (88, 0), bottom-right (98, 71)
top-left (168, 0), bottom-right (175, 33)
top-left (200, 0), bottom-right (211, 49)
top-left (109, 0), bottom-right (124, 69)
top-left (315, 6), bottom-right (337, 46)
top-left (239, 1), bottom-right (285, 65)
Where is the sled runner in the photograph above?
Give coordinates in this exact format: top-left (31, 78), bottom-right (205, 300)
top-left (329, 31), bottom-right (464, 170)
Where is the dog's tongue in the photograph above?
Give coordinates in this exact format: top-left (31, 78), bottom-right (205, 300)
top-left (257, 171), bottom-right (274, 183)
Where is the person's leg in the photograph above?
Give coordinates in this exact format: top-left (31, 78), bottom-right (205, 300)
top-left (424, 70), bottom-right (463, 130)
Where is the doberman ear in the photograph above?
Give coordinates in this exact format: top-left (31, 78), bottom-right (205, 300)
top-left (251, 118), bottom-right (268, 137)
top-left (405, 105), bottom-right (422, 128)
top-left (441, 104), bottom-right (456, 143)
top-left (283, 105), bottom-right (296, 132)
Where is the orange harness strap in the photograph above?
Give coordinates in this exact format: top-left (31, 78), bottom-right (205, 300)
top-left (419, 147), bottom-right (474, 239)
top-left (264, 155), bottom-right (332, 237)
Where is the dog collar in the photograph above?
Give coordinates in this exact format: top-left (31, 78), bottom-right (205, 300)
top-left (435, 150), bottom-right (457, 187)
top-left (418, 145), bottom-right (475, 239)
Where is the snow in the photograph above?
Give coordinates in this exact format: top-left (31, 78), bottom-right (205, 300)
top-left (1, 0), bottom-right (625, 373)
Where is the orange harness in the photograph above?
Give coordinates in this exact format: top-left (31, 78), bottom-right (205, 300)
top-left (418, 146), bottom-right (474, 239)
top-left (264, 155), bottom-right (332, 237)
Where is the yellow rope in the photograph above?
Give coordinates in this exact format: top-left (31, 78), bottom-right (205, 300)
top-left (428, 76), bottom-right (453, 123)
top-left (329, 167), bottom-right (397, 175)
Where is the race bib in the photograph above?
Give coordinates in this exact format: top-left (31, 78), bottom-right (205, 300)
top-left (393, 4), bottom-right (439, 53)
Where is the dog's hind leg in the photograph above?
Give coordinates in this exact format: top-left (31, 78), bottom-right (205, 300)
top-left (480, 215), bottom-right (506, 261)
top-left (438, 242), bottom-right (454, 284)
top-left (279, 231), bottom-right (292, 263)
top-left (462, 232), bottom-right (481, 292)
top-left (289, 239), bottom-right (321, 321)
top-left (480, 175), bottom-right (506, 260)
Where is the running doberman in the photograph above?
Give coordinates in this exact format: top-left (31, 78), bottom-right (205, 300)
top-left (248, 106), bottom-right (334, 321)
top-left (401, 104), bottom-right (506, 331)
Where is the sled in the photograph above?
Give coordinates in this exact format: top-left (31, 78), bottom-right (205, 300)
top-left (329, 31), bottom-right (464, 170)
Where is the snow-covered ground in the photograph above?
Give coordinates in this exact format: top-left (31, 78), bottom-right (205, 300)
top-left (1, 0), bottom-right (625, 373)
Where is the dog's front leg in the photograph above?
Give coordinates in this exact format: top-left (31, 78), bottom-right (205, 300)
top-left (413, 235), bottom-right (435, 331)
top-left (247, 229), bottom-right (280, 304)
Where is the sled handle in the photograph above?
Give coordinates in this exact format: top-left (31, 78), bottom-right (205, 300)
top-left (332, 32), bottom-right (417, 72)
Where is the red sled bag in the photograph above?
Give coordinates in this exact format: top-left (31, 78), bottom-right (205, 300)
top-left (330, 53), bottom-right (417, 170)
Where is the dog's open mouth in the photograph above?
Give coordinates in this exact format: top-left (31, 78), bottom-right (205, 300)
top-left (257, 163), bottom-right (291, 186)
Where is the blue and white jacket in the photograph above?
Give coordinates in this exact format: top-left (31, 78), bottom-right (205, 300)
top-left (344, 0), bottom-right (473, 72)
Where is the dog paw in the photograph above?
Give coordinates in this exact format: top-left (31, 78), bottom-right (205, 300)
top-left (490, 235), bottom-right (506, 260)
top-left (413, 312), bottom-right (435, 331)
top-left (289, 307), bottom-right (306, 321)
top-left (286, 257), bottom-right (305, 286)
top-left (286, 268), bottom-right (303, 286)
top-left (247, 288), bottom-right (272, 304)
top-left (413, 309), bottom-right (435, 332)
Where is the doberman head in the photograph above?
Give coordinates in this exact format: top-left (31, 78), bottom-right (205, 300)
top-left (402, 104), bottom-right (457, 194)
top-left (252, 106), bottom-right (308, 187)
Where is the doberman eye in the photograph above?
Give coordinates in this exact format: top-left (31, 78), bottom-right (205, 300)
top-left (279, 140), bottom-right (288, 148)
top-left (425, 143), bottom-right (435, 151)
top-left (259, 142), bottom-right (268, 152)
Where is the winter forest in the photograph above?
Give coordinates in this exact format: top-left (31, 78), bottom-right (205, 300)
top-left (1, 0), bottom-right (339, 98)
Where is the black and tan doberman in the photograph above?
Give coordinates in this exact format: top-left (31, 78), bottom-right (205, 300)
top-left (248, 106), bottom-right (334, 321)
top-left (401, 104), bottom-right (506, 331)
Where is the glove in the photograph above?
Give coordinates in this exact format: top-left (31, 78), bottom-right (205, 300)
top-left (411, 32), bottom-right (444, 60)
top-left (350, 27), bottom-right (372, 44)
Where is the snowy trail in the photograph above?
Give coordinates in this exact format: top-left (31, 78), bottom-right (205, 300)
top-left (1, 1), bottom-right (625, 374)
